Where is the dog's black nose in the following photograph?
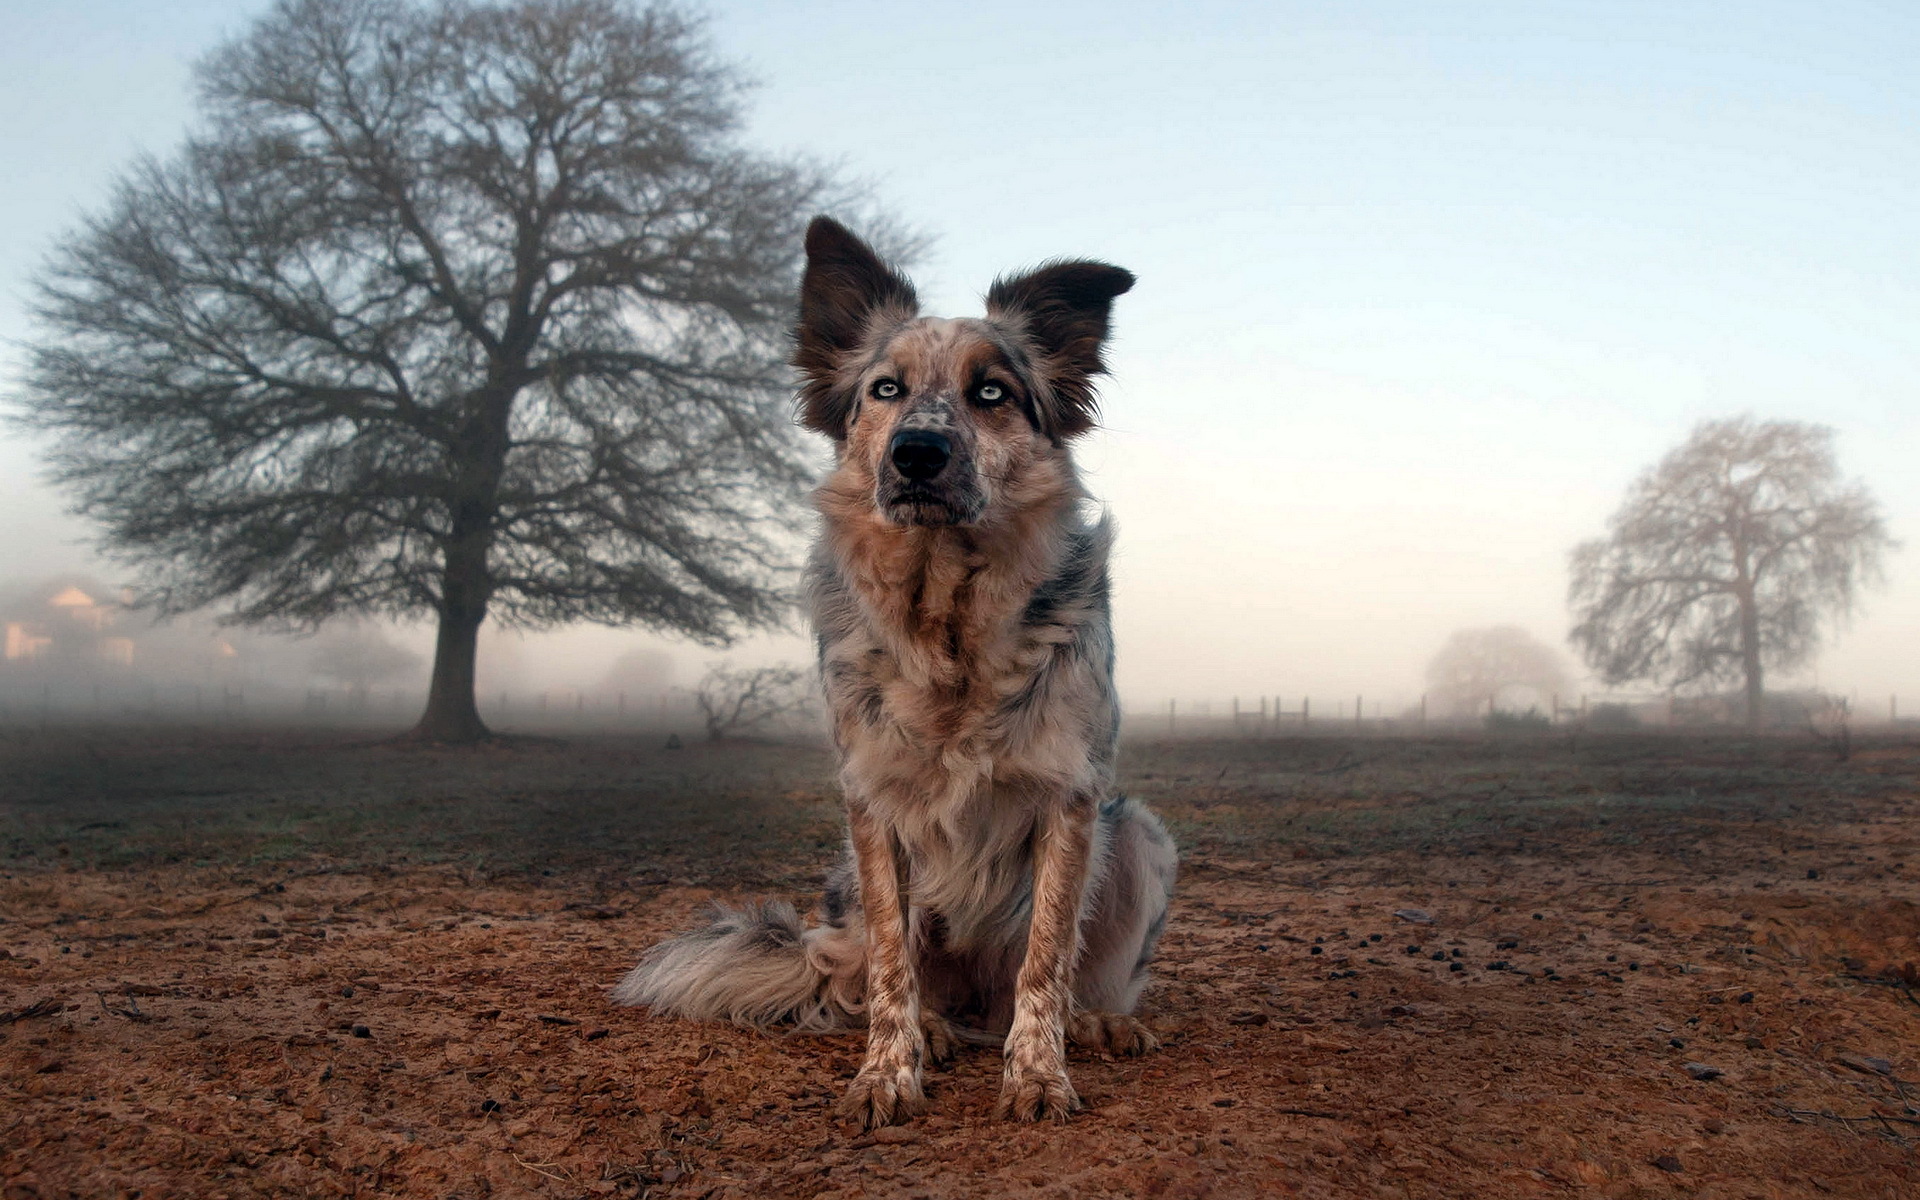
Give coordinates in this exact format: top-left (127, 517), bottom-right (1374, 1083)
top-left (889, 430), bottom-right (951, 481)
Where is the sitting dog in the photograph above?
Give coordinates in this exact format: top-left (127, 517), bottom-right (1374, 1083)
top-left (615, 217), bottom-right (1177, 1127)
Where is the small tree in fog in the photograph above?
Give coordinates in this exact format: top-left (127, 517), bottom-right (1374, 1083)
top-left (307, 624), bottom-right (422, 704)
top-left (16, 0), bottom-right (901, 743)
top-left (1425, 626), bottom-right (1570, 720)
top-left (1569, 417), bottom-right (1891, 730)
top-left (693, 663), bottom-right (810, 741)
top-left (596, 646), bottom-right (676, 697)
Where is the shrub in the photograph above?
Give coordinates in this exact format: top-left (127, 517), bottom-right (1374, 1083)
top-left (1485, 707), bottom-right (1552, 734)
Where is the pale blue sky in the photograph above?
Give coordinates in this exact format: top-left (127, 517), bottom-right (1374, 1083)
top-left (3, 1), bottom-right (1916, 709)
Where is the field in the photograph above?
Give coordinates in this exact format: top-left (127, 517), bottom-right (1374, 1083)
top-left (2, 726), bottom-right (1917, 1199)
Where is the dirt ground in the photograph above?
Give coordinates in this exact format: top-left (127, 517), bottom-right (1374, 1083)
top-left (1, 727), bottom-right (1917, 1199)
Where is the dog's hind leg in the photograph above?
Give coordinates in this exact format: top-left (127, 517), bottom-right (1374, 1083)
top-left (1068, 797), bottom-right (1178, 1055)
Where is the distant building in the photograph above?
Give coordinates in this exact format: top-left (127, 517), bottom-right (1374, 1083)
top-left (0, 577), bottom-right (246, 683)
top-left (1, 580), bottom-right (137, 670)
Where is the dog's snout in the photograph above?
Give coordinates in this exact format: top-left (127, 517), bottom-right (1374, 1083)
top-left (889, 430), bottom-right (951, 481)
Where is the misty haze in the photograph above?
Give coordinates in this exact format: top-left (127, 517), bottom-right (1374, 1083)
top-left (2, 3), bottom-right (1916, 1198)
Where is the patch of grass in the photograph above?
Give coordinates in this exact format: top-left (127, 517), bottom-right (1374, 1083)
top-left (1, 728), bottom-right (842, 884)
top-left (1122, 733), bottom-right (1918, 866)
top-left (4, 726), bottom-right (1915, 883)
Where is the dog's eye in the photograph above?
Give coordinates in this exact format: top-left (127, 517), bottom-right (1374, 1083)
top-left (974, 383), bottom-right (1005, 406)
top-left (872, 379), bottom-right (902, 400)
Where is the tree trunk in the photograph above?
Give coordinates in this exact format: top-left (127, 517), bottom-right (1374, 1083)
top-left (1738, 586), bottom-right (1765, 732)
top-left (409, 384), bottom-right (518, 743)
top-left (413, 601), bottom-right (489, 742)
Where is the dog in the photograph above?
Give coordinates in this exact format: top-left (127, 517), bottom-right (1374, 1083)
top-left (614, 217), bottom-right (1177, 1127)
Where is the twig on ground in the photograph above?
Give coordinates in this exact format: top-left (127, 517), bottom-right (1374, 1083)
top-left (1841, 973), bottom-right (1920, 1012)
top-left (512, 1155), bottom-right (573, 1184)
top-left (93, 990), bottom-right (153, 1023)
top-left (180, 868), bottom-right (336, 916)
top-left (1773, 1105), bottom-right (1920, 1142)
top-left (0, 997), bottom-right (63, 1024)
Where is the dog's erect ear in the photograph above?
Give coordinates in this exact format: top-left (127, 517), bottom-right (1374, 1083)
top-left (794, 217), bottom-right (918, 440)
top-left (986, 260), bottom-right (1135, 439)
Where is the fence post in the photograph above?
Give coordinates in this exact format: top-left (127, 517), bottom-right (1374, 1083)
top-left (1302, 696), bottom-right (1310, 731)
top-left (1355, 694), bottom-right (1363, 732)
top-left (1419, 693), bottom-right (1427, 729)
top-left (1169, 698), bottom-right (1176, 737)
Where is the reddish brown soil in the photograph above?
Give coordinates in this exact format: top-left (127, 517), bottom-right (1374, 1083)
top-left (2, 731), bottom-right (1917, 1198)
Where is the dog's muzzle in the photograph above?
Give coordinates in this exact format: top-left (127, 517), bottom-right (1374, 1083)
top-left (889, 429), bottom-right (951, 482)
top-left (878, 426), bottom-right (983, 525)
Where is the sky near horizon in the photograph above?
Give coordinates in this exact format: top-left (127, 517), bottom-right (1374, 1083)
top-left (1, 1), bottom-right (1916, 714)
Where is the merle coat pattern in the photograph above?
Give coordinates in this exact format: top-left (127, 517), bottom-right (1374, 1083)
top-left (615, 218), bottom-right (1177, 1127)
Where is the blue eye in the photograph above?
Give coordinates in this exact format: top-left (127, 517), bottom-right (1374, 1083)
top-left (975, 383), bottom-right (1005, 406)
top-left (872, 379), bottom-right (902, 400)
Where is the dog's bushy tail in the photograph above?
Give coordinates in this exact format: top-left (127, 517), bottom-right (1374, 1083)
top-left (612, 899), bottom-right (866, 1031)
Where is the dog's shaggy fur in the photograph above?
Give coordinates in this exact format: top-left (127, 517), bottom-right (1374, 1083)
top-left (614, 218), bottom-right (1177, 1127)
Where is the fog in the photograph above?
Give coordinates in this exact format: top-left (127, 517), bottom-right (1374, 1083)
top-left (2, 0), bottom-right (1916, 724)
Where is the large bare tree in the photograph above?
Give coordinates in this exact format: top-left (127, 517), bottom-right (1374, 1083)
top-left (1569, 416), bottom-right (1891, 729)
top-left (1424, 626), bottom-right (1570, 721)
top-left (14, 0), bottom-right (882, 742)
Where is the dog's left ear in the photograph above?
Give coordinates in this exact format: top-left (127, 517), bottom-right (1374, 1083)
top-left (986, 260), bottom-right (1135, 439)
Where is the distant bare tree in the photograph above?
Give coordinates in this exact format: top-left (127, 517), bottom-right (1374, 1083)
top-left (693, 663), bottom-right (810, 741)
top-left (1425, 626), bottom-right (1570, 721)
top-left (595, 646), bottom-right (677, 697)
top-left (14, 0), bottom-right (908, 743)
top-left (1569, 417), bottom-right (1892, 729)
top-left (306, 623), bottom-right (422, 704)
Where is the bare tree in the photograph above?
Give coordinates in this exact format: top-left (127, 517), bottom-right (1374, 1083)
top-left (692, 663), bottom-right (810, 742)
top-left (1569, 417), bottom-right (1892, 729)
top-left (15, 0), bottom-right (898, 742)
top-left (1424, 626), bottom-right (1570, 721)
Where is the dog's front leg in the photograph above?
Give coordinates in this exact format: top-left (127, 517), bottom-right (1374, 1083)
top-left (836, 799), bottom-right (927, 1129)
top-left (998, 793), bottom-right (1095, 1122)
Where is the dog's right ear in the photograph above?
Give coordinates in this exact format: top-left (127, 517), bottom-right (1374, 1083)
top-left (794, 217), bottom-right (918, 440)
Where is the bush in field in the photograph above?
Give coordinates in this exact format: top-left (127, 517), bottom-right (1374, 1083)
top-left (1484, 707), bottom-right (1552, 734)
top-left (1586, 702), bottom-right (1641, 732)
top-left (1426, 626), bottom-right (1570, 721)
top-left (693, 663), bottom-right (813, 742)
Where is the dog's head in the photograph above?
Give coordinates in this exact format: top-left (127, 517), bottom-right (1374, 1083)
top-left (794, 217), bottom-right (1133, 528)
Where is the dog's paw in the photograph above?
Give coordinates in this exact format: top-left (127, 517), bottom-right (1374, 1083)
top-left (836, 1065), bottom-right (926, 1130)
top-left (920, 1012), bottom-right (961, 1064)
top-left (995, 1065), bottom-right (1081, 1123)
top-left (1067, 1010), bottom-right (1159, 1058)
